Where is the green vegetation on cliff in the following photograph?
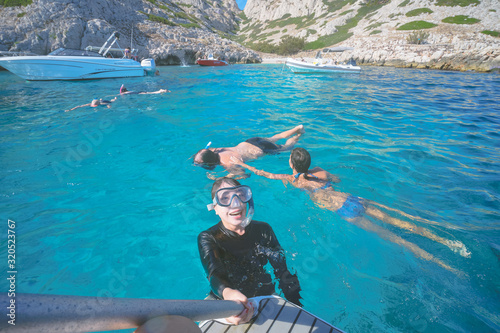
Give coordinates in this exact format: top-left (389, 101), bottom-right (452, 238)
top-left (1, 0), bottom-right (32, 6)
top-left (442, 15), bottom-right (480, 24)
top-left (435, 0), bottom-right (479, 6)
top-left (250, 36), bottom-right (305, 55)
top-left (305, 0), bottom-right (389, 50)
top-left (397, 20), bottom-right (438, 30)
top-left (481, 30), bottom-right (499, 37)
top-left (406, 8), bottom-right (433, 17)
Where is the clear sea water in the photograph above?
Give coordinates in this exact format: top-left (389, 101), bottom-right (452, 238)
top-left (0, 64), bottom-right (499, 332)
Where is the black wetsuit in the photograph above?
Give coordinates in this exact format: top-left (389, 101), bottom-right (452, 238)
top-left (198, 220), bottom-right (302, 306)
top-left (245, 137), bottom-right (281, 154)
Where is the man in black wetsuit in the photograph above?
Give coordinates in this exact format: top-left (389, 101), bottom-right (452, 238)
top-left (198, 177), bottom-right (302, 325)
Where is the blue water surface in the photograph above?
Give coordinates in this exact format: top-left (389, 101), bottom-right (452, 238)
top-left (0, 64), bottom-right (499, 332)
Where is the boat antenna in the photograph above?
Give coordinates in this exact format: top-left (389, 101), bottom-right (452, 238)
top-left (131, 27), bottom-right (133, 53)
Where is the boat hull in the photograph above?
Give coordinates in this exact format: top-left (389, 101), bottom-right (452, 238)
top-left (197, 59), bottom-right (228, 66)
top-left (286, 58), bottom-right (361, 73)
top-left (0, 56), bottom-right (151, 80)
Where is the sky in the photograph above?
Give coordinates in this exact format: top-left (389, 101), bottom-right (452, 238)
top-left (236, 0), bottom-right (247, 10)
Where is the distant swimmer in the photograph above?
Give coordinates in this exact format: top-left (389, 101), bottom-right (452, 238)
top-left (65, 97), bottom-right (117, 112)
top-left (119, 84), bottom-right (170, 95)
top-left (233, 147), bottom-right (470, 274)
top-left (193, 125), bottom-right (305, 179)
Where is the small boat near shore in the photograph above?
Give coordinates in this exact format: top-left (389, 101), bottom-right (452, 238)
top-left (197, 54), bottom-right (229, 66)
top-left (285, 47), bottom-right (361, 74)
top-left (0, 32), bottom-right (156, 81)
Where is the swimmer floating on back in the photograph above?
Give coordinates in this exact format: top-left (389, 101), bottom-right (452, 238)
top-left (119, 84), bottom-right (170, 95)
top-left (233, 147), bottom-right (470, 274)
top-left (65, 97), bottom-right (117, 112)
top-left (193, 125), bottom-right (305, 179)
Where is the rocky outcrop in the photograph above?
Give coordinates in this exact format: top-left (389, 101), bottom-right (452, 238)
top-left (242, 0), bottom-right (500, 72)
top-left (0, 0), bottom-right (498, 71)
top-left (0, 0), bottom-right (261, 64)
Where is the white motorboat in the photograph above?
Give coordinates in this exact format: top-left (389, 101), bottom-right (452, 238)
top-left (285, 47), bottom-right (361, 74)
top-left (0, 32), bottom-right (156, 81)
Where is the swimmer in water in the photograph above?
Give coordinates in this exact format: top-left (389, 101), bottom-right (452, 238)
top-left (193, 125), bottom-right (305, 179)
top-left (198, 177), bottom-right (302, 325)
top-left (65, 97), bottom-right (117, 112)
top-left (119, 84), bottom-right (170, 95)
top-left (233, 147), bottom-right (470, 274)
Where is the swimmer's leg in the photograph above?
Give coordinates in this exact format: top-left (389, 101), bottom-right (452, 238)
top-left (350, 216), bottom-right (462, 275)
top-left (365, 205), bottom-right (471, 258)
top-left (267, 125), bottom-right (305, 143)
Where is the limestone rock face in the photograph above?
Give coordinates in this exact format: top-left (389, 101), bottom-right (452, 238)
top-left (0, 0), bottom-right (261, 64)
top-left (242, 0), bottom-right (500, 71)
top-left (0, 0), bottom-right (498, 71)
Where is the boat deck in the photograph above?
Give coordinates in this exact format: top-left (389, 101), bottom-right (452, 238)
top-left (200, 296), bottom-right (344, 333)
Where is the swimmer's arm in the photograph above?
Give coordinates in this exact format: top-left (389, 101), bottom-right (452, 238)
top-left (231, 158), bottom-right (292, 182)
top-left (65, 103), bottom-right (89, 112)
top-left (198, 232), bottom-right (232, 297)
top-left (264, 224), bottom-right (303, 307)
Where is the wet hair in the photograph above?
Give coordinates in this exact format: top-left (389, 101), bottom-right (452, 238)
top-left (290, 147), bottom-right (311, 173)
top-left (120, 85), bottom-right (128, 94)
top-left (193, 149), bottom-right (220, 170)
top-left (211, 177), bottom-right (241, 199)
top-left (91, 99), bottom-right (100, 107)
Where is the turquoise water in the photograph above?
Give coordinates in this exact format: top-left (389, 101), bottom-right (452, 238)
top-left (0, 64), bottom-right (499, 332)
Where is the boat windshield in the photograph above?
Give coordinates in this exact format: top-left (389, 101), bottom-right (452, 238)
top-left (48, 48), bottom-right (102, 57)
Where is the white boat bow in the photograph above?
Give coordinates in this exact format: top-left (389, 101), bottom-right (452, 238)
top-left (0, 32), bottom-right (156, 81)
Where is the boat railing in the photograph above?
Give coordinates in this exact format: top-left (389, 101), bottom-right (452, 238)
top-left (0, 293), bottom-right (243, 333)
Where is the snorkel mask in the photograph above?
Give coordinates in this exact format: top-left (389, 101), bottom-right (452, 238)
top-left (207, 185), bottom-right (254, 228)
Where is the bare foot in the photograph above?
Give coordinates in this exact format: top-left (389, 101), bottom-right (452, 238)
top-left (446, 240), bottom-right (471, 258)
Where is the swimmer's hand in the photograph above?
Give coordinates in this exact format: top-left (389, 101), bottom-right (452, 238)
top-left (222, 288), bottom-right (254, 325)
top-left (206, 172), bottom-right (218, 180)
top-left (230, 156), bottom-right (245, 166)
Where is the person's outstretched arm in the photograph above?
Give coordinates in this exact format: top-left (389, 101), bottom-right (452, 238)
top-left (232, 158), bottom-right (293, 182)
top-left (65, 103), bottom-right (90, 112)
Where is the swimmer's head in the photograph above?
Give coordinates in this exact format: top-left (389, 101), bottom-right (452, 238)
top-left (209, 177), bottom-right (254, 228)
top-left (194, 149), bottom-right (220, 170)
top-left (120, 84), bottom-right (128, 94)
top-left (90, 99), bottom-right (100, 107)
top-left (290, 147), bottom-right (311, 173)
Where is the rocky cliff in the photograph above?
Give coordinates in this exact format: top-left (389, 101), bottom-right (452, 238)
top-left (0, 0), bottom-right (499, 71)
top-left (0, 0), bottom-right (261, 65)
top-left (241, 0), bottom-right (499, 71)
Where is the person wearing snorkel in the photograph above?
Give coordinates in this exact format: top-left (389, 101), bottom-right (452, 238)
top-left (65, 97), bottom-right (117, 112)
top-left (119, 84), bottom-right (170, 95)
top-left (193, 125), bottom-right (305, 178)
top-left (198, 177), bottom-right (302, 325)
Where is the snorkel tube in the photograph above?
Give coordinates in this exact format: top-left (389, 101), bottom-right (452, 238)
top-left (241, 197), bottom-right (254, 228)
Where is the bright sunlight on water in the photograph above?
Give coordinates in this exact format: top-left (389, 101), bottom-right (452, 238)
top-left (0, 64), bottom-right (499, 332)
